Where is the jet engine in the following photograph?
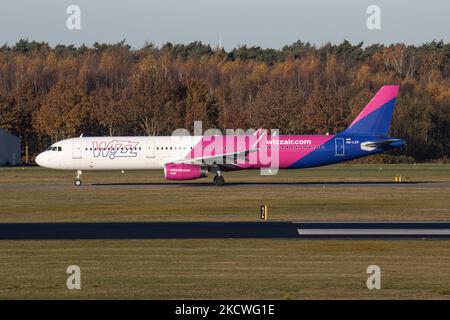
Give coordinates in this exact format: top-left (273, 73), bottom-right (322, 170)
top-left (164, 163), bottom-right (208, 180)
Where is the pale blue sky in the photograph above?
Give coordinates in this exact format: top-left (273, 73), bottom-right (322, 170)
top-left (0, 0), bottom-right (449, 49)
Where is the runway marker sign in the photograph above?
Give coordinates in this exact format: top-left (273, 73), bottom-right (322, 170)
top-left (260, 205), bottom-right (268, 222)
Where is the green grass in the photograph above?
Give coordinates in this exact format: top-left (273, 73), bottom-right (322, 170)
top-left (0, 164), bottom-right (449, 222)
top-left (1, 240), bottom-right (450, 299)
top-left (0, 164), bottom-right (449, 299)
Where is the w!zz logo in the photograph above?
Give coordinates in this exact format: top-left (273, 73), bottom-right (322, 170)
top-left (92, 140), bottom-right (139, 159)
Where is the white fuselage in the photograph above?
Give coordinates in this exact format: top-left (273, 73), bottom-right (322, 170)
top-left (35, 136), bottom-right (203, 170)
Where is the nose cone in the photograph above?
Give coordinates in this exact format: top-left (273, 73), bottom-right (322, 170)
top-left (35, 152), bottom-right (46, 167)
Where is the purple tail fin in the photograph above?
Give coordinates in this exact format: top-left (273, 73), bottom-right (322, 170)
top-left (343, 85), bottom-right (399, 137)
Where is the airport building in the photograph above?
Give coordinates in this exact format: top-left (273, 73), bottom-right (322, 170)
top-left (0, 128), bottom-right (21, 166)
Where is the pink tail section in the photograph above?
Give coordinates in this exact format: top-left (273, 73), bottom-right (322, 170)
top-left (349, 85), bottom-right (399, 127)
top-left (345, 85), bottom-right (399, 136)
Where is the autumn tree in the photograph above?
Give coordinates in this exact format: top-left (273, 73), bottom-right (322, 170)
top-left (33, 82), bottom-right (89, 141)
top-left (183, 79), bottom-right (219, 132)
top-left (0, 39), bottom-right (449, 162)
top-left (127, 57), bottom-right (178, 136)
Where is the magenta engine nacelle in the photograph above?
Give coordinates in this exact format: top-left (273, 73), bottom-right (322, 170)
top-left (164, 163), bottom-right (208, 180)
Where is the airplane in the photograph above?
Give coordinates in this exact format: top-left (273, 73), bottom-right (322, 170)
top-left (35, 85), bottom-right (405, 186)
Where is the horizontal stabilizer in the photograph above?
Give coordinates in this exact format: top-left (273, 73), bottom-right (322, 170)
top-left (361, 139), bottom-right (405, 151)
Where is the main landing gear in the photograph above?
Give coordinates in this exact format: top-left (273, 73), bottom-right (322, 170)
top-left (74, 170), bottom-right (82, 186)
top-left (213, 173), bottom-right (225, 186)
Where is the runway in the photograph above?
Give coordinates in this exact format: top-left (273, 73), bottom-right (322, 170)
top-left (2, 181), bottom-right (450, 191)
top-left (1, 221), bottom-right (450, 240)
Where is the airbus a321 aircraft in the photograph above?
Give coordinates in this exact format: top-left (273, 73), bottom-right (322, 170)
top-left (36, 85), bottom-right (405, 186)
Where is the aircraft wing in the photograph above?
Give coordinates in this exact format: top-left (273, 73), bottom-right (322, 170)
top-left (172, 147), bottom-right (260, 166)
top-left (171, 129), bottom-right (267, 169)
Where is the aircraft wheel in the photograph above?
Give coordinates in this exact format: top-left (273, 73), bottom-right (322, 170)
top-left (74, 179), bottom-right (82, 186)
top-left (214, 175), bottom-right (225, 186)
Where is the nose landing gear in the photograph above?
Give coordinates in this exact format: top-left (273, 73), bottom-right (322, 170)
top-left (74, 170), bottom-right (82, 186)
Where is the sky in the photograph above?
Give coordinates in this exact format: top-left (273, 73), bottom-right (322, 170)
top-left (0, 0), bottom-right (449, 50)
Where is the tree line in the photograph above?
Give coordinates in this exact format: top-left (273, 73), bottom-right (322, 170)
top-left (1, 39), bottom-right (450, 162)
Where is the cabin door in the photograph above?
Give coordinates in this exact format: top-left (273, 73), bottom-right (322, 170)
top-left (72, 140), bottom-right (83, 159)
top-left (335, 138), bottom-right (345, 156)
top-left (146, 139), bottom-right (156, 158)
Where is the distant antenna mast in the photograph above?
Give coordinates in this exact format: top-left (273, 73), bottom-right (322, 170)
top-left (219, 35), bottom-right (222, 49)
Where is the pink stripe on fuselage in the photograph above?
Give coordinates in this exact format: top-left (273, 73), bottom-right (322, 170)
top-left (349, 85), bottom-right (399, 127)
top-left (186, 134), bottom-right (334, 169)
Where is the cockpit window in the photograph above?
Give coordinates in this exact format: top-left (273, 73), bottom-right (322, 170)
top-left (47, 146), bottom-right (62, 151)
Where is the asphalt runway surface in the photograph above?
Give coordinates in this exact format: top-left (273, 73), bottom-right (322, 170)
top-left (1, 221), bottom-right (450, 240)
top-left (2, 181), bottom-right (450, 191)
top-left (91, 181), bottom-right (449, 189)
